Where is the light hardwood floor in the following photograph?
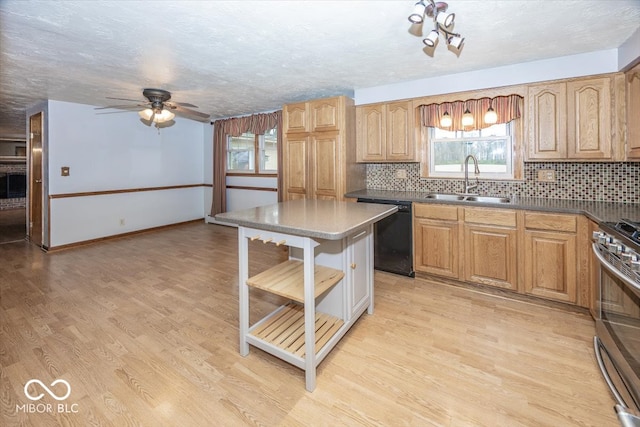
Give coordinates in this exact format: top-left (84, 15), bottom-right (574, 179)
top-left (0, 222), bottom-right (618, 426)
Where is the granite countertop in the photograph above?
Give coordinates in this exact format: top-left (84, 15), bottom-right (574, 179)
top-left (215, 199), bottom-right (397, 240)
top-left (346, 189), bottom-right (640, 224)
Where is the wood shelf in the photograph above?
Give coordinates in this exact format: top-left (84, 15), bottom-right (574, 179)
top-left (246, 260), bottom-right (344, 303)
top-left (249, 303), bottom-right (344, 358)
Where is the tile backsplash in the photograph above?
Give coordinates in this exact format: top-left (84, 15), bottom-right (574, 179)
top-left (365, 162), bottom-right (640, 204)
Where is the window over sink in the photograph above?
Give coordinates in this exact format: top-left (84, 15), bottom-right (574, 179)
top-left (428, 122), bottom-right (514, 179)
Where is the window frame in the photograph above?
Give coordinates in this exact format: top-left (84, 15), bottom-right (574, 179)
top-left (422, 119), bottom-right (524, 181)
top-left (226, 128), bottom-right (278, 176)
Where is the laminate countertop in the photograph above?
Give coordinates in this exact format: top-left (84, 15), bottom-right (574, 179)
top-left (346, 189), bottom-right (640, 224)
top-left (215, 199), bottom-right (397, 240)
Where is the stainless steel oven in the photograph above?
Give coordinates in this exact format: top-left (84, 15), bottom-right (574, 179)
top-left (592, 220), bottom-right (640, 427)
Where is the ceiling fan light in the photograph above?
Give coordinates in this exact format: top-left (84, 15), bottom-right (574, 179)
top-left (138, 108), bottom-right (175, 123)
top-left (408, 1), bottom-right (426, 24)
top-left (423, 30), bottom-right (439, 47)
top-left (138, 109), bottom-right (154, 121)
top-left (440, 111), bottom-right (452, 128)
top-left (461, 109), bottom-right (474, 127)
top-left (447, 35), bottom-right (464, 49)
top-left (484, 107), bottom-right (498, 124)
top-left (154, 109), bottom-right (175, 123)
top-left (436, 11), bottom-right (455, 28)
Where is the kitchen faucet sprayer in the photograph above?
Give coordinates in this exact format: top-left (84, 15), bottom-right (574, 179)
top-left (463, 154), bottom-right (480, 194)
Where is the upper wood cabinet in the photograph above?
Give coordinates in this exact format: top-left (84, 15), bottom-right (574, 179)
top-left (526, 75), bottom-right (623, 161)
top-left (626, 63), bottom-right (640, 159)
top-left (282, 96), bottom-right (364, 202)
top-left (567, 78), bottom-right (612, 159)
top-left (527, 83), bottom-right (567, 159)
top-left (356, 101), bottom-right (417, 162)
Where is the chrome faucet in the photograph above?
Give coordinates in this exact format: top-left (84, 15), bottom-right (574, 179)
top-left (463, 154), bottom-right (480, 194)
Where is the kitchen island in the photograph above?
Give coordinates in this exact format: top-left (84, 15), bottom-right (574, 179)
top-left (215, 199), bottom-right (397, 391)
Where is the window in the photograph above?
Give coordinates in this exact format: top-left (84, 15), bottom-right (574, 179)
top-left (227, 128), bottom-right (277, 174)
top-left (428, 122), bottom-right (514, 179)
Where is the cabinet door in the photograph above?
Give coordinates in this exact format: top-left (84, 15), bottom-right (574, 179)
top-left (527, 83), bottom-right (567, 159)
top-left (567, 78), bottom-right (612, 159)
top-left (284, 102), bottom-right (309, 133)
top-left (414, 219), bottom-right (459, 278)
top-left (464, 224), bottom-right (518, 290)
top-left (311, 133), bottom-right (341, 200)
top-left (310, 97), bottom-right (340, 133)
top-left (386, 101), bottom-right (415, 161)
top-left (524, 230), bottom-right (577, 303)
top-left (348, 228), bottom-right (373, 318)
top-left (626, 64), bottom-right (640, 158)
top-left (283, 135), bottom-right (308, 200)
top-left (356, 104), bottom-right (385, 162)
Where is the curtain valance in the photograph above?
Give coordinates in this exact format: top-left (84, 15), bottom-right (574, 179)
top-left (419, 94), bottom-right (523, 131)
top-left (213, 111), bottom-right (280, 137)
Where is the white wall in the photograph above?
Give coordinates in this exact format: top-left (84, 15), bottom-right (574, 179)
top-left (47, 100), bottom-right (207, 248)
top-left (354, 49), bottom-right (621, 105)
top-left (619, 27), bottom-right (640, 70)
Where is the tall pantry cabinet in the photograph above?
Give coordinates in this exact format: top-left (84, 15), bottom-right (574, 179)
top-left (282, 96), bottom-right (365, 201)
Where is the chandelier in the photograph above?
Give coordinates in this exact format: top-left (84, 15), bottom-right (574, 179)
top-left (408, 1), bottom-right (464, 52)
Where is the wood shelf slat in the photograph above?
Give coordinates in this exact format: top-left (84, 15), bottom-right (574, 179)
top-left (246, 260), bottom-right (344, 302)
top-left (249, 303), bottom-right (344, 358)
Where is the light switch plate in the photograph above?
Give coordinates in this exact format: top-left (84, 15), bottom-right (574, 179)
top-left (61, 166), bottom-right (70, 176)
top-left (396, 169), bottom-right (407, 179)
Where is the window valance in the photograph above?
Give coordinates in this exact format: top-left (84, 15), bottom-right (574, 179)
top-left (213, 111), bottom-right (280, 137)
top-left (419, 94), bottom-right (523, 131)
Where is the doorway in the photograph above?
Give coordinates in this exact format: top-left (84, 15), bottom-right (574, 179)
top-left (29, 112), bottom-right (43, 247)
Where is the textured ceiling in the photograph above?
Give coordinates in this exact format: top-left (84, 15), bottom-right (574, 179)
top-left (1, 0), bottom-right (639, 138)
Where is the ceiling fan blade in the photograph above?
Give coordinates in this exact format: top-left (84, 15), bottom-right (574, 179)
top-left (96, 110), bottom-right (136, 115)
top-left (170, 105), bottom-right (210, 122)
top-left (106, 96), bottom-right (144, 102)
top-left (94, 104), bottom-right (147, 110)
top-left (169, 101), bottom-right (199, 108)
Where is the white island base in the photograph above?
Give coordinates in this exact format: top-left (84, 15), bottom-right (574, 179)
top-left (237, 225), bottom-right (374, 392)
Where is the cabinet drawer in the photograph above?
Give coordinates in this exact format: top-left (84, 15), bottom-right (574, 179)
top-left (414, 203), bottom-right (458, 221)
top-left (464, 208), bottom-right (516, 227)
top-left (524, 212), bottom-right (577, 232)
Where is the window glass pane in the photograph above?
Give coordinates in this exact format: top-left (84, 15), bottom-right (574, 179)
top-left (433, 127), bottom-right (456, 139)
top-left (227, 133), bottom-right (255, 172)
top-left (259, 128), bottom-right (278, 173)
top-left (429, 122), bottom-right (512, 178)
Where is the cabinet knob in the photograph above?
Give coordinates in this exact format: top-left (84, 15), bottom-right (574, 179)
top-left (350, 263), bottom-right (356, 269)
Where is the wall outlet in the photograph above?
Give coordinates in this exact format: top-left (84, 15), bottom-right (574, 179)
top-left (537, 169), bottom-right (556, 182)
top-left (119, 218), bottom-right (125, 226)
top-left (396, 169), bottom-right (407, 179)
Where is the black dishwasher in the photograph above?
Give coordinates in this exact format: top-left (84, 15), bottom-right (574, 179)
top-left (357, 198), bottom-right (414, 277)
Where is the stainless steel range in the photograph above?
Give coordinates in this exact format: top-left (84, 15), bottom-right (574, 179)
top-left (592, 219), bottom-right (640, 427)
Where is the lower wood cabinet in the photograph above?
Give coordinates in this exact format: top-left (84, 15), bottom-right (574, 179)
top-left (463, 207), bottom-right (518, 291)
top-left (413, 204), bottom-right (459, 279)
top-left (413, 203), bottom-right (589, 307)
top-left (522, 212), bottom-right (581, 304)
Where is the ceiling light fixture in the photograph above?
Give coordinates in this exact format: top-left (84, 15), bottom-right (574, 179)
top-left (461, 108), bottom-right (474, 127)
top-left (484, 105), bottom-right (498, 124)
top-left (408, 1), bottom-right (464, 53)
top-left (440, 111), bottom-right (452, 127)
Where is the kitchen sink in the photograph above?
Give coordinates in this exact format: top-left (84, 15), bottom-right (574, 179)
top-left (425, 193), bottom-right (466, 201)
top-left (424, 193), bottom-right (511, 204)
top-left (464, 196), bottom-right (511, 204)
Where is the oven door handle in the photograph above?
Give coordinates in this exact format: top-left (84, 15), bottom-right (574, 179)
top-left (592, 243), bottom-right (640, 294)
top-left (594, 336), bottom-right (629, 408)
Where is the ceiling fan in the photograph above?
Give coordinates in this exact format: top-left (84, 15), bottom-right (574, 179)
top-left (96, 88), bottom-right (210, 127)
